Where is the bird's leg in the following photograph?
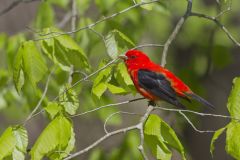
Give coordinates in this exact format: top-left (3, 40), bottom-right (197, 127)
top-left (148, 101), bottom-right (156, 107)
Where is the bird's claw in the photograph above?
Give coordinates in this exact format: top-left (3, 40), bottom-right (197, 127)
top-left (148, 101), bottom-right (156, 107)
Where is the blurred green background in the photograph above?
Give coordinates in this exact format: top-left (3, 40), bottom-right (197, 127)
top-left (0, 0), bottom-right (239, 159)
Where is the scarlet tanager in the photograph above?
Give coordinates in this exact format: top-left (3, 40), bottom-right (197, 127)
top-left (119, 50), bottom-right (214, 109)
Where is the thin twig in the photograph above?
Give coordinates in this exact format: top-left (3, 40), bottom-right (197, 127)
top-left (54, 58), bottom-right (119, 101)
top-left (23, 69), bottom-right (55, 125)
top-left (161, 0), bottom-right (192, 67)
top-left (33, 0), bottom-right (160, 41)
top-left (63, 125), bottom-right (138, 160)
top-left (70, 98), bottom-right (145, 118)
top-left (137, 105), bottom-right (154, 160)
top-left (104, 111), bottom-right (142, 134)
top-left (88, 28), bottom-right (107, 51)
top-left (179, 111), bottom-right (215, 133)
top-left (0, 0), bottom-right (40, 17)
top-left (154, 106), bottom-right (240, 121)
top-left (190, 12), bottom-right (240, 47)
top-left (132, 43), bottom-right (164, 50)
top-left (71, 0), bottom-right (77, 35)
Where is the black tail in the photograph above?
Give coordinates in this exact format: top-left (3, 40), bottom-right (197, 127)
top-left (186, 93), bottom-right (215, 110)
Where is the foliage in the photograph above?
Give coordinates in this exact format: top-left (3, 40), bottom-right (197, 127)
top-left (0, 0), bottom-right (239, 160)
top-left (210, 78), bottom-right (240, 159)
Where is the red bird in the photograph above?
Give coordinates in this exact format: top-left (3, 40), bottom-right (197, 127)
top-left (119, 50), bottom-right (214, 109)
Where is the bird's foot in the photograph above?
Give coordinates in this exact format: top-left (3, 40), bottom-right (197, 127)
top-left (148, 101), bottom-right (156, 107)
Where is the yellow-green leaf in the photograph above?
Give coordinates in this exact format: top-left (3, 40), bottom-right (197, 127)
top-left (227, 77), bottom-right (240, 119)
top-left (226, 122), bottom-right (240, 159)
top-left (30, 115), bottom-right (74, 160)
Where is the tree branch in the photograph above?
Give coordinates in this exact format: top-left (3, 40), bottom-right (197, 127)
top-left (33, 0), bottom-right (160, 41)
top-left (161, 0), bottom-right (192, 67)
top-left (63, 125), bottom-right (138, 160)
top-left (190, 12), bottom-right (240, 47)
top-left (23, 69), bottom-right (55, 125)
top-left (0, 0), bottom-right (40, 17)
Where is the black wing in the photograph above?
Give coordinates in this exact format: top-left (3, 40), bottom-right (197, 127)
top-left (138, 69), bottom-right (186, 108)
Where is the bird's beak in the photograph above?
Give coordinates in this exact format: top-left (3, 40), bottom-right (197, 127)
top-left (118, 55), bottom-right (128, 60)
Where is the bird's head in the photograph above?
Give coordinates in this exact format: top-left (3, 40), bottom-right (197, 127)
top-left (118, 50), bottom-right (151, 68)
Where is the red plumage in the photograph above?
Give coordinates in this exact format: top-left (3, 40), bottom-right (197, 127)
top-left (120, 49), bottom-right (214, 109)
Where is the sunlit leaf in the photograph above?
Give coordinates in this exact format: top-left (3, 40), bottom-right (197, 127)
top-left (30, 115), bottom-right (74, 160)
top-left (0, 127), bottom-right (16, 159)
top-left (226, 122), bottom-right (240, 159)
top-left (59, 84), bottom-right (79, 115)
top-left (92, 60), bottom-right (113, 99)
top-left (40, 28), bottom-right (89, 71)
top-left (0, 126), bottom-right (28, 160)
top-left (107, 83), bottom-right (128, 94)
top-left (144, 114), bottom-right (186, 160)
top-left (22, 41), bottom-right (48, 89)
top-left (112, 29), bottom-right (135, 47)
top-left (227, 77), bottom-right (240, 119)
top-left (45, 102), bottom-right (62, 119)
top-left (105, 29), bottom-right (135, 59)
top-left (115, 63), bottom-right (136, 94)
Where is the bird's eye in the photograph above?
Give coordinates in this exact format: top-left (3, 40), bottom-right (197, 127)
top-left (130, 55), bottom-right (137, 59)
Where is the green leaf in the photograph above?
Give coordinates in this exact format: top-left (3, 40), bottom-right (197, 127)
top-left (210, 127), bottom-right (226, 156)
top-left (22, 41), bottom-right (48, 89)
top-left (45, 102), bottom-right (62, 119)
top-left (115, 63), bottom-right (136, 94)
top-left (144, 114), bottom-right (186, 160)
top-left (105, 30), bottom-right (135, 59)
top-left (41, 28), bottom-right (89, 71)
top-left (12, 126), bottom-right (28, 160)
top-left (6, 33), bottom-right (25, 72)
top-left (35, 2), bottom-right (55, 29)
top-left (0, 126), bottom-right (28, 160)
top-left (107, 83), bottom-right (128, 94)
top-left (112, 30), bottom-right (135, 47)
top-left (13, 40), bottom-right (48, 93)
top-left (30, 115), bottom-right (75, 160)
top-left (226, 122), bottom-right (240, 159)
top-left (92, 82), bottom-right (108, 99)
top-left (13, 45), bottom-right (24, 93)
top-left (0, 127), bottom-right (16, 159)
top-left (145, 135), bottom-right (172, 160)
top-left (106, 31), bottom-right (118, 59)
top-left (92, 60), bottom-right (113, 99)
top-left (59, 84), bottom-right (79, 115)
top-left (227, 77), bottom-right (240, 119)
